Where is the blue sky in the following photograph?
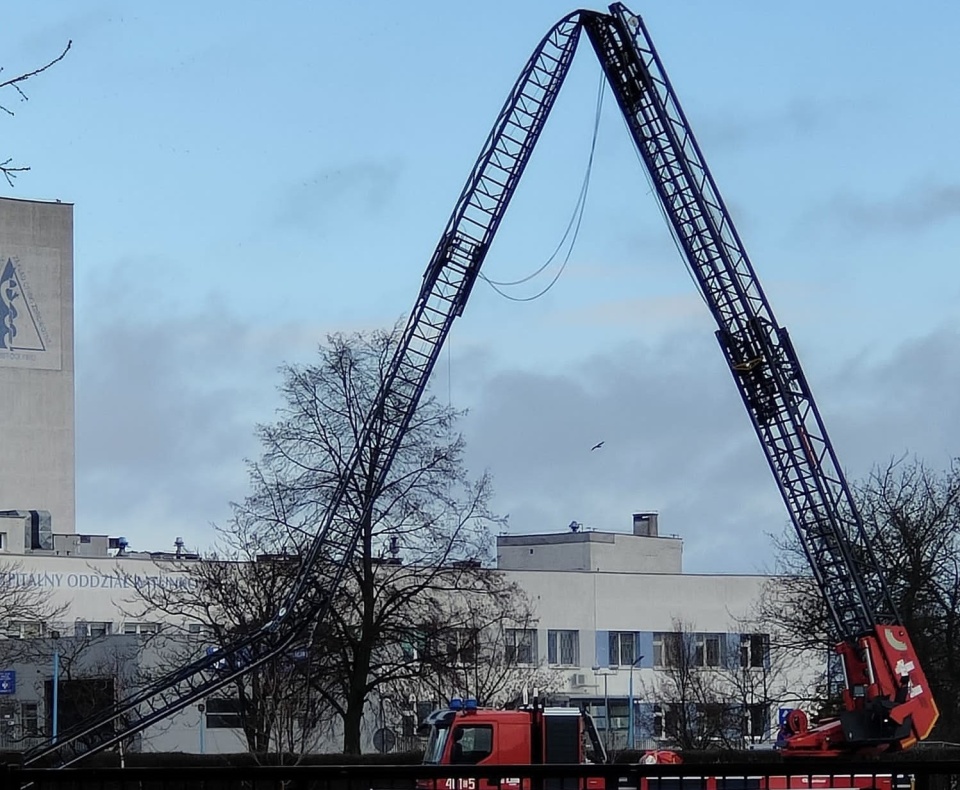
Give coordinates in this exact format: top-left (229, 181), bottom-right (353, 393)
top-left (3, 2), bottom-right (959, 572)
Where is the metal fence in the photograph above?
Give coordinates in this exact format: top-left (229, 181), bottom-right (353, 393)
top-left (3, 760), bottom-right (960, 790)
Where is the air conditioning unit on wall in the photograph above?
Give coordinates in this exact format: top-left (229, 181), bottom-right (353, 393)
top-left (572, 673), bottom-right (588, 687)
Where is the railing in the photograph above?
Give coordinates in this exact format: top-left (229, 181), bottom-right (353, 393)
top-left (3, 759), bottom-right (959, 790)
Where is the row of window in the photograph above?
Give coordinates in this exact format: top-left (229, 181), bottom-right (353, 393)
top-left (5, 621), bottom-right (207, 639)
top-left (585, 701), bottom-right (770, 740)
top-left (5, 621), bottom-right (769, 672)
top-left (614, 631), bottom-right (770, 669)
top-left (406, 628), bottom-right (576, 667)
top-left (0, 698), bottom-right (241, 734)
top-left (507, 629), bottom-right (769, 669)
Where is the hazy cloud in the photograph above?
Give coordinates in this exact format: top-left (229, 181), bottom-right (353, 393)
top-left (460, 331), bottom-right (780, 573)
top-left (814, 182), bottom-right (960, 237)
top-left (696, 96), bottom-right (861, 154)
top-left (459, 324), bottom-right (960, 574)
top-left (74, 303), bottom-right (317, 552)
top-left (275, 161), bottom-right (401, 232)
top-left (72, 265), bottom-right (960, 574)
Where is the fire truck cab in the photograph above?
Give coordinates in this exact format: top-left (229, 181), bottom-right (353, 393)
top-left (421, 697), bottom-right (606, 768)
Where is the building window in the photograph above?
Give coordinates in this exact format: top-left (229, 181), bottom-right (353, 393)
top-left (702, 634), bottom-right (722, 667)
top-left (655, 632), bottom-right (725, 668)
top-left (21, 702), bottom-right (40, 737)
top-left (652, 632), bottom-right (682, 668)
top-left (608, 631), bottom-right (636, 667)
top-left (76, 621), bottom-right (112, 638)
top-left (740, 633), bottom-right (769, 668)
top-left (547, 630), bottom-right (579, 666)
top-left (416, 700), bottom-right (437, 726)
top-left (746, 703), bottom-right (768, 738)
top-left (607, 700), bottom-right (630, 731)
top-left (205, 698), bottom-right (242, 729)
top-left (663, 704), bottom-right (680, 740)
top-left (10, 621), bottom-right (44, 639)
top-left (505, 628), bottom-right (537, 665)
top-left (585, 701), bottom-right (607, 732)
top-left (187, 622), bottom-right (214, 639)
top-left (401, 633), bottom-right (421, 663)
top-left (122, 622), bottom-right (160, 636)
top-left (443, 629), bottom-right (478, 666)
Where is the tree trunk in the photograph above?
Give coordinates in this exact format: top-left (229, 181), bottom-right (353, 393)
top-left (342, 686), bottom-right (366, 755)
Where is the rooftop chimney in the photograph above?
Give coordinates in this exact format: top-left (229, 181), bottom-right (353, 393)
top-left (632, 512), bottom-right (658, 537)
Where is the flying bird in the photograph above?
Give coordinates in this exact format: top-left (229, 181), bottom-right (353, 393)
top-left (590, 441), bottom-right (605, 451)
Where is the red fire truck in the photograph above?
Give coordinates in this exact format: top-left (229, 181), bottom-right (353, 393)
top-left (419, 697), bottom-right (907, 790)
top-left (419, 696), bottom-right (607, 789)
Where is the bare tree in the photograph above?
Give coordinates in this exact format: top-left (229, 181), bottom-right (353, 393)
top-left (0, 560), bottom-right (70, 665)
top-left (1, 41), bottom-right (71, 186)
top-left (120, 551), bottom-right (332, 756)
top-left (761, 457), bottom-right (960, 739)
top-left (131, 325), bottom-right (524, 754)
top-left (639, 622), bottom-right (741, 750)
top-left (234, 325), bottom-right (522, 754)
top-left (390, 585), bottom-right (561, 711)
top-left (25, 631), bottom-right (147, 756)
top-left (439, 591), bottom-right (562, 707)
top-left (638, 620), bottom-right (812, 750)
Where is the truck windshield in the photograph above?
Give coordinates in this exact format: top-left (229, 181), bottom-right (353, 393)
top-left (423, 724), bottom-right (450, 764)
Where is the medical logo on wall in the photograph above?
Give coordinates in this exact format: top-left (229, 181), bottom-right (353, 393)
top-left (0, 252), bottom-right (62, 371)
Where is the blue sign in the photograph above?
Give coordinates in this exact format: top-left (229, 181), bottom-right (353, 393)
top-left (778, 707), bottom-right (793, 726)
top-left (0, 671), bottom-right (15, 695)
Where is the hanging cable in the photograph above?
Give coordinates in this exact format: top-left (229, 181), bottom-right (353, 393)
top-left (619, 108), bottom-right (709, 310)
top-left (480, 70), bottom-right (604, 301)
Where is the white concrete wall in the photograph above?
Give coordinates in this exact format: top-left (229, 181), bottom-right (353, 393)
top-left (498, 532), bottom-right (683, 573)
top-left (0, 552), bottom-right (196, 626)
top-left (0, 198), bottom-right (75, 532)
top-left (507, 567), bottom-right (778, 695)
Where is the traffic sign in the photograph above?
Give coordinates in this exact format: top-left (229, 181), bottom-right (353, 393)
top-left (0, 671), bottom-right (16, 695)
top-left (373, 727), bottom-right (396, 754)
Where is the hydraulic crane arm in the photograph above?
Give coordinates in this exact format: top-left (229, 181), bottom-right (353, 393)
top-left (580, 4), bottom-right (937, 754)
top-left (23, 12), bottom-right (583, 768)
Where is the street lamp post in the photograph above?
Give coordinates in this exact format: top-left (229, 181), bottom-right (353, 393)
top-left (591, 666), bottom-right (615, 748)
top-left (627, 655), bottom-right (644, 750)
top-left (51, 633), bottom-right (60, 744)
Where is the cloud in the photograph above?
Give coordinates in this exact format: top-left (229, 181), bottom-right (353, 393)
top-left (73, 246), bottom-right (960, 577)
top-left (696, 96), bottom-right (862, 154)
top-left (822, 326), bottom-right (960, 469)
top-left (74, 299), bottom-right (319, 552)
top-left (548, 292), bottom-right (708, 332)
top-left (813, 182), bottom-right (960, 237)
top-left (458, 323), bottom-right (960, 575)
top-left (460, 331), bottom-right (781, 573)
top-left (274, 161), bottom-right (401, 232)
